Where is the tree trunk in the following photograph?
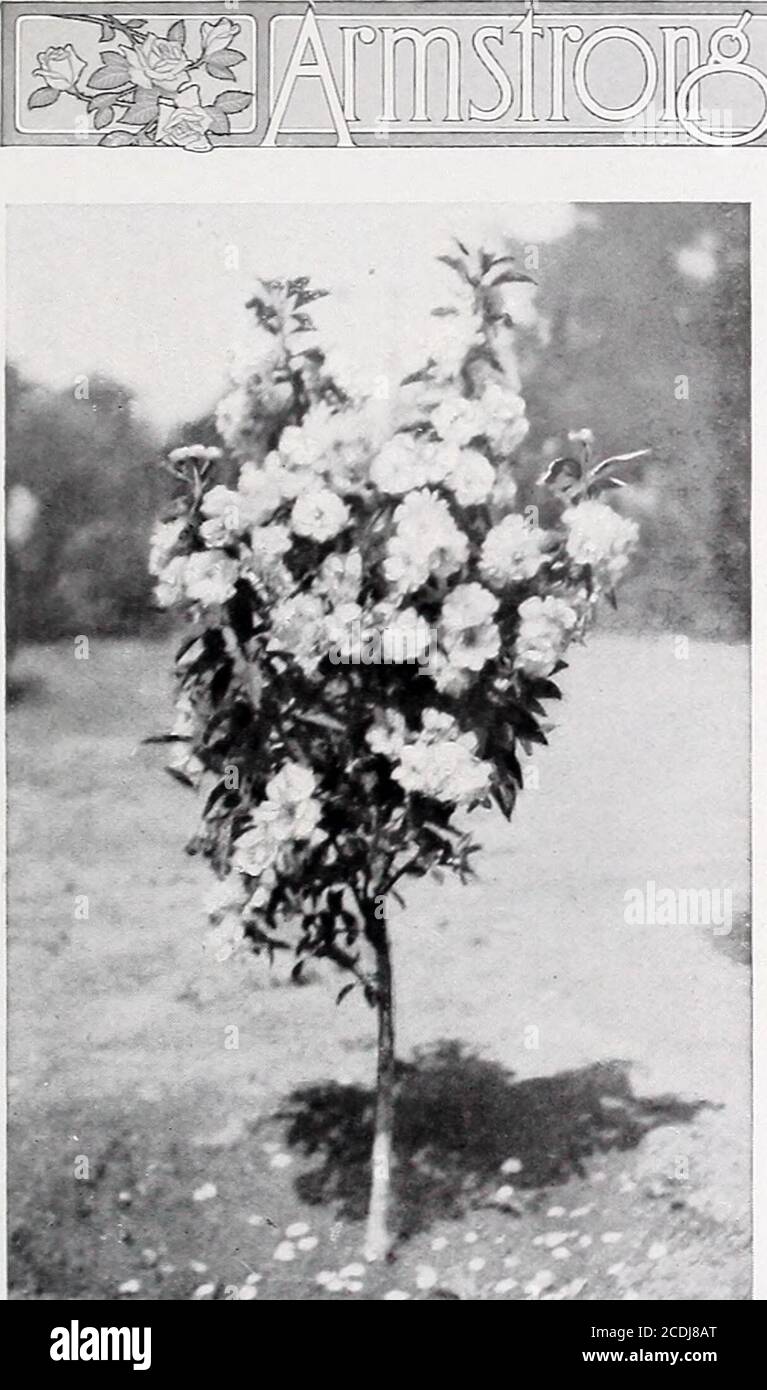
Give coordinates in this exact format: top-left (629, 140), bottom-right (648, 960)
top-left (364, 921), bottom-right (396, 1262)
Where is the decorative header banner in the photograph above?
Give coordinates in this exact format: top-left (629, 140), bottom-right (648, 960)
top-left (3, 2), bottom-right (767, 149)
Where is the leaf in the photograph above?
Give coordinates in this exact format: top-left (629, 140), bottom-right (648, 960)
top-left (213, 89), bottom-right (253, 114)
top-left (526, 677), bottom-right (562, 701)
top-left (491, 783), bottom-right (516, 820)
top-left (93, 104), bottom-right (114, 130)
top-left (88, 65), bottom-right (131, 91)
top-left (205, 106), bottom-right (231, 136)
top-left (167, 19), bottom-right (186, 45)
top-left (99, 22), bottom-right (115, 42)
top-left (298, 710), bottom-right (347, 734)
top-left (141, 734), bottom-right (189, 746)
top-left (336, 982), bottom-right (356, 1006)
top-left (489, 269), bottom-right (535, 288)
top-left (401, 369), bottom-right (431, 387)
top-left (205, 58), bottom-right (240, 81)
top-left (99, 129), bottom-right (135, 146)
top-left (125, 17), bottom-right (147, 27)
top-left (212, 48), bottom-right (247, 67)
top-left (28, 86), bottom-right (60, 109)
top-left (437, 253), bottom-right (472, 283)
top-left (165, 765), bottom-right (196, 789)
top-left (121, 101), bottom-right (158, 125)
top-left (88, 90), bottom-right (119, 111)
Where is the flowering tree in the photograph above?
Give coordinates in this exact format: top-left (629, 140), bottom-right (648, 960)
top-left (149, 245), bottom-right (640, 1260)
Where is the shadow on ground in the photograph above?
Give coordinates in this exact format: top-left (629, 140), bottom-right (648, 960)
top-left (279, 1040), bottom-right (708, 1239)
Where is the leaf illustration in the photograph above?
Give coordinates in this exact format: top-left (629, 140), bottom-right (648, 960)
top-left (93, 104), bottom-right (114, 130)
top-left (89, 65), bottom-right (131, 91)
top-left (215, 49), bottom-right (247, 67)
top-left (205, 59), bottom-right (240, 81)
top-left (121, 96), bottom-right (159, 125)
top-left (213, 90), bottom-right (252, 114)
top-left (28, 86), bottom-right (60, 109)
top-left (167, 19), bottom-right (186, 45)
top-left (88, 91), bottom-right (118, 111)
top-left (205, 106), bottom-right (231, 136)
top-left (98, 129), bottom-right (135, 147)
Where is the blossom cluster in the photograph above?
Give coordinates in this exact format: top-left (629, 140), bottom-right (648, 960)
top-left (150, 251), bottom-right (640, 977)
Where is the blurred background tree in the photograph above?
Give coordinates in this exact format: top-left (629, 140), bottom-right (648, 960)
top-left (511, 203), bottom-right (750, 640)
top-left (5, 366), bottom-right (164, 645)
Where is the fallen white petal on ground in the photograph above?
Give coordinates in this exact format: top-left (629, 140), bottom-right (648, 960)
top-left (501, 1158), bottom-right (523, 1175)
top-left (495, 1278), bottom-right (518, 1294)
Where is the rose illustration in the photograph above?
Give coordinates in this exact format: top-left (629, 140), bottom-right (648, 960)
top-left (200, 17), bottom-right (241, 56)
top-left (32, 43), bottom-right (86, 92)
top-left (122, 33), bottom-right (189, 94)
top-left (155, 86), bottom-right (213, 153)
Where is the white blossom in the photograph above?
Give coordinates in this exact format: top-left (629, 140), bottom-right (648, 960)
top-left (515, 595), bottom-right (578, 678)
top-left (370, 434), bottom-right (434, 495)
top-left (384, 489), bottom-right (468, 593)
top-left (149, 518), bottom-right (185, 576)
top-left (430, 393), bottom-right (488, 447)
top-left (153, 554), bottom-right (188, 608)
top-left (440, 582), bottom-right (500, 671)
top-left (443, 447), bottom-right (495, 506)
top-left (480, 514), bottom-right (547, 588)
top-left (366, 709), bottom-right (408, 759)
top-left (315, 549), bottom-right (362, 606)
top-left (393, 726), bottom-right (491, 804)
top-left (563, 500), bottom-right (639, 584)
top-left (183, 550), bottom-right (239, 606)
top-left (269, 593), bottom-right (326, 673)
top-left (236, 464), bottom-right (285, 520)
top-left (232, 762), bottom-right (322, 879)
top-left (291, 488), bottom-right (350, 543)
top-left (479, 382), bottom-right (529, 456)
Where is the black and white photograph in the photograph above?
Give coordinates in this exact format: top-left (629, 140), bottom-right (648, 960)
top-left (4, 197), bottom-right (752, 1306)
